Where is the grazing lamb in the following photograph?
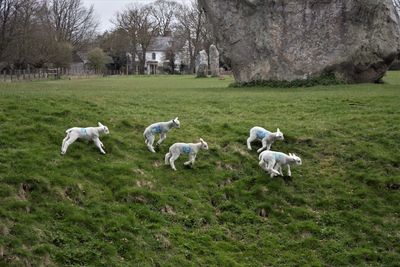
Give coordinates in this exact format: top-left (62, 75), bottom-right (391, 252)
top-left (143, 117), bottom-right (180, 153)
top-left (247, 127), bottom-right (284, 153)
top-left (61, 122), bottom-right (110, 155)
top-left (165, 138), bottom-right (209, 171)
top-left (259, 150), bottom-right (302, 178)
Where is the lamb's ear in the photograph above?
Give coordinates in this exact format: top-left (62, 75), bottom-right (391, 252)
top-left (289, 153), bottom-right (293, 157)
top-left (277, 128), bottom-right (281, 133)
top-left (200, 138), bottom-right (204, 143)
top-left (98, 122), bottom-right (103, 127)
top-left (175, 117), bottom-right (179, 121)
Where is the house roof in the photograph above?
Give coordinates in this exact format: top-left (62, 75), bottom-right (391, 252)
top-left (147, 36), bottom-right (173, 52)
top-left (72, 52), bottom-right (89, 64)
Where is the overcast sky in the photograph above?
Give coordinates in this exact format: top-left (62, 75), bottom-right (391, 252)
top-left (82, 0), bottom-right (191, 33)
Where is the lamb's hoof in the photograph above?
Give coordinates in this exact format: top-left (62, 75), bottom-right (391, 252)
top-left (61, 151), bottom-right (65, 155)
top-left (248, 147), bottom-right (252, 151)
top-left (172, 168), bottom-right (177, 171)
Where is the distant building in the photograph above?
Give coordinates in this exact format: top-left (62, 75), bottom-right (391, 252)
top-left (70, 52), bottom-right (89, 74)
top-left (127, 36), bottom-right (187, 75)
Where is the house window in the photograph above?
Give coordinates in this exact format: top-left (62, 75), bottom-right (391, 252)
top-left (152, 53), bottom-right (156, 60)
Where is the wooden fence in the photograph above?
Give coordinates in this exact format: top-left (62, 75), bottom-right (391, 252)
top-left (0, 68), bottom-right (126, 82)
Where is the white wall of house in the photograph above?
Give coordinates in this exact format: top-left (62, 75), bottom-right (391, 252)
top-left (146, 51), bottom-right (165, 63)
top-left (145, 51), bottom-right (183, 74)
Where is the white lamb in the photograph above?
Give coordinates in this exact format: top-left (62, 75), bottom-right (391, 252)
top-left (61, 122), bottom-right (110, 155)
top-left (247, 126), bottom-right (284, 153)
top-left (143, 117), bottom-right (180, 153)
top-left (164, 138), bottom-right (209, 171)
top-left (259, 150), bottom-right (302, 178)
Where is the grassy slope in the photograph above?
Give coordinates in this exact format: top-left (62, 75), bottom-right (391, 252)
top-left (0, 73), bottom-right (399, 266)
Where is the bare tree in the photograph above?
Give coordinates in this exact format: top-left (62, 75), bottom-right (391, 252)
top-left (11, 0), bottom-right (42, 67)
top-left (0, 0), bottom-right (83, 69)
top-left (150, 0), bottom-right (179, 36)
top-left (115, 4), bottom-right (158, 74)
top-left (0, 0), bottom-right (22, 63)
top-left (46, 0), bottom-right (97, 50)
top-left (175, 0), bottom-right (210, 73)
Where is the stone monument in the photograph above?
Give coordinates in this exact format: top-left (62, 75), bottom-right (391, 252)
top-left (199, 0), bottom-right (400, 83)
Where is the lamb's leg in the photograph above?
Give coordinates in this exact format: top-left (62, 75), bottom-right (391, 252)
top-left (146, 134), bottom-right (156, 153)
top-left (61, 134), bottom-right (78, 154)
top-left (267, 159), bottom-right (280, 177)
top-left (267, 142), bottom-right (272, 151)
top-left (259, 159), bottom-right (268, 171)
top-left (257, 138), bottom-right (267, 153)
top-left (169, 153), bottom-right (179, 171)
top-left (184, 153), bottom-right (196, 166)
top-left (98, 140), bottom-right (105, 149)
top-left (278, 165), bottom-right (283, 176)
top-left (247, 136), bottom-right (256, 150)
top-left (94, 138), bottom-right (106, 154)
top-left (61, 134), bottom-right (70, 153)
top-left (287, 165), bottom-right (291, 177)
top-left (157, 133), bottom-right (166, 145)
top-left (165, 152), bottom-right (172, 165)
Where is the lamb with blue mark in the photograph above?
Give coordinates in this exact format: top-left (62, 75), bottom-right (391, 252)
top-left (61, 122), bottom-right (110, 155)
top-left (247, 126), bottom-right (284, 153)
top-left (165, 138), bottom-right (209, 171)
top-left (258, 150), bottom-right (302, 178)
top-left (143, 117), bottom-right (180, 153)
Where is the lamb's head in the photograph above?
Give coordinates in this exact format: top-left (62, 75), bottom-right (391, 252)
top-left (274, 128), bottom-right (284, 141)
top-left (98, 122), bottom-right (110, 135)
top-left (199, 138), bottom-right (209, 150)
top-left (172, 117), bottom-right (180, 128)
top-left (289, 153), bottom-right (302, 165)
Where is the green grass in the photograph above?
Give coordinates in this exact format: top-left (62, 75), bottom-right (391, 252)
top-left (0, 73), bottom-right (399, 266)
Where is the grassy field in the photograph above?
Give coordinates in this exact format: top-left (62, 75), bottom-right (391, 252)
top-left (0, 73), bottom-right (399, 266)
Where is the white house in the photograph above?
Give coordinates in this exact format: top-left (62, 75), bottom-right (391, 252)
top-left (129, 36), bottom-right (186, 74)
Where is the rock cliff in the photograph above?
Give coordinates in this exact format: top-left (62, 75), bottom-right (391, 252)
top-left (199, 0), bottom-right (400, 83)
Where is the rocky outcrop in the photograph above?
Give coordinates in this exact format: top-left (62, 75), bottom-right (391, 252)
top-left (196, 50), bottom-right (208, 77)
top-left (199, 0), bottom-right (400, 83)
top-left (209, 44), bottom-right (220, 77)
